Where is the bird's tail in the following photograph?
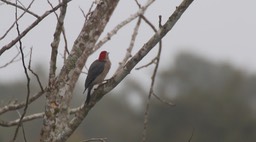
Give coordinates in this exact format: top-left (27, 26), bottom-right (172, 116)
top-left (85, 87), bottom-right (92, 104)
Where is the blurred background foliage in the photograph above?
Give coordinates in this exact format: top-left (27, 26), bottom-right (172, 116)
top-left (1, 52), bottom-right (256, 142)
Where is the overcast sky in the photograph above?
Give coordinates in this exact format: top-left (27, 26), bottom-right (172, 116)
top-left (0, 0), bottom-right (256, 84)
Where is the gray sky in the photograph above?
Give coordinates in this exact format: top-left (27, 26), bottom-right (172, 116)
top-left (0, 0), bottom-right (256, 84)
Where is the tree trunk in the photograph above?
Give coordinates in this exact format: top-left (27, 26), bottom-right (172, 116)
top-left (40, 0), bottom-right (120, 141)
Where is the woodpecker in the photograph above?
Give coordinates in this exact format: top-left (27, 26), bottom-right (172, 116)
top-left (83, 51), bottom-right (111, 104)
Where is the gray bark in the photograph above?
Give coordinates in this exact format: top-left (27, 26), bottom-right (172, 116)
top-left (39, 0), bottom-right (194, 141)
top-left (40, 0), bottom-right (120, 141)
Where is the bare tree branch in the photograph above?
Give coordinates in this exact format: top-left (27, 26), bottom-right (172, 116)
top-left (136, 57), bottom-right (157, 70)
top-left (0, 0), bottom-right (194, 141)
top-left (15, 110), bottom-right (27, 142)
top-left (93, 0), bottom-right (155, 52)
top-left (0, 0), bottom-right (36, 40)
top-left (79, 1), bottom-right (95, 20)
top-left (40, 0), bottom-right (120, 141)
top-left (134, 0), bottom-right (141, 8)
top-left (139, 15), bottom-right (176, 108)
top-left (48, 0), bottom-right (68, 86)
top-left (0, 112), bottom-right (43, 127)
top-left (0, 0), bottom-right (72, 56)
top-left (67, 1), bottom-right (194, 141)
top-left (47, 0), bottom-right (69, 61)
top-left (62, 26), bottom-right (69, 60)
top-left (142, 15), bottom-right (163, 142)
top-left (0, 0), bottom-right (39, 18)
top-left (0, 91), bottom-right (44, 115)
top-left (152, 93), bottom-right (175, 106)
top-left (116, 17), bottom-right (142, 74)
top-left (0, 105), bottom-right (82, 127)
top-left (80, 138), bottom-right (107, 142)
top-left (47, 0), bottom-right (59, 17)
top-left (12, 2), bottom-right (31, 140)
top-left (28, 48), bottom-right (44, 92)
top-left (0, 47), bottom-right (21, 68)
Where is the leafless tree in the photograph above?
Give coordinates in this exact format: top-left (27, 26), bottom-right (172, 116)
top-left (0, 0), bottom-right (194, 141)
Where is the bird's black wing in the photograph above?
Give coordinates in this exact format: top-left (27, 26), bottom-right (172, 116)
top-left (84, 60), bottom-right (105, 92)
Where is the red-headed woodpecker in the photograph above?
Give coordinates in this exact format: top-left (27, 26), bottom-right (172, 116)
top-left (83, 51), bottom-right (111, 104)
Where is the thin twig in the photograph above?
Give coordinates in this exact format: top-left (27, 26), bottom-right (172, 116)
top-left (141, 15), bottom-right (157, 31)
top-left (0, 0), bottom-right (36, 40)
top-left (150, 15), bottom-right (176, 107)
top-left (135, 57), bottom-right (157, 70)
top-left (188, 128), bottom-right (195, 142)
top-left (152, 93), bottom-right (175, 106)
top-left (93, 0), bottom-right (155, 52)
top-left (0, 0), bottom-right (72, 56)
top-left (80, 138), bottom-right (107, 142)
top-left (142, 15), bottom-right (163, 142)
top-left (134, 0), bottom-right (141, 8)
top-left (158, 15), bottom-right (162, 28)
top-left (62, 27), bottom-right (69, 61)
top-left (79, 6), bottom-right (87, 18)
top-left (16, 110), bottom-right (27, 142)
top-left (0, 47), bottom-right (21, 68)
top-left (12, 1), bottom-right (31, 140)
top-left (47, 0), bottom-right (58, 18)
top-left (115, 17), bottom-right (142, 74)
top-left (136, 15), bottom-right (163, 70)
top-left (80, 1), bottom-right (95, 20)
top-left (0, 0), bottom-right (39, 18)
top-left (28, 48), bottom-right (44, 92)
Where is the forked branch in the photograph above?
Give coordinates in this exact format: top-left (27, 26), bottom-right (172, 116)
top-left (67, 0), bottom-right (194, 140)
top-left (0, 0), bottom-right (72, 56)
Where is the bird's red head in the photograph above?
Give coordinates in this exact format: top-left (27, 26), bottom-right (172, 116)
top-left (98, 51), bottom-right (108, 61)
